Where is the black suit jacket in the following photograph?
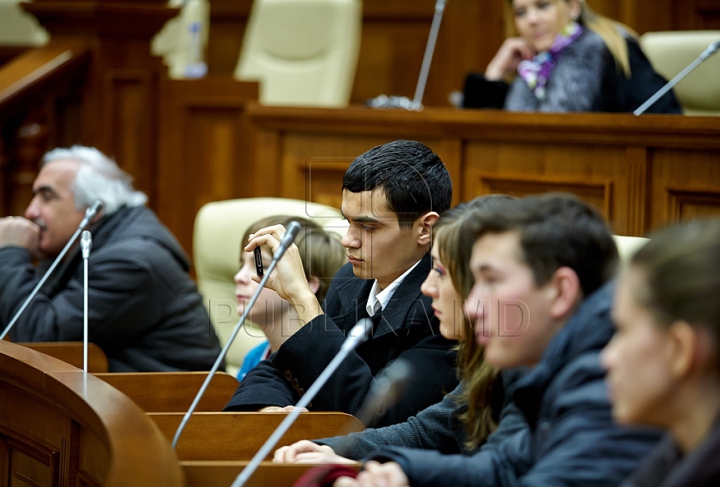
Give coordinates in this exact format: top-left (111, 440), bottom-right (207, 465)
top-left (224, 254), bottom-right (459, 427)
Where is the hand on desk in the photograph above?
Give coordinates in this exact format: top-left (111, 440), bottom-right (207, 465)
top-left (245, 224), bottom-right (323, 326)
top-left (333, 461), bottom-right (409, 487)
top-left (260, 405), bottom-right (309, 413)
top-left (274, 440), bottom-right (356, 465)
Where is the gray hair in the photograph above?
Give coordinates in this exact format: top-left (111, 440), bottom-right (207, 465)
top-left (42, 146), bottom-right (147, 215)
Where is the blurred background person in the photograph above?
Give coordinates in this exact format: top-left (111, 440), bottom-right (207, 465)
top-left (602, 219), bottom-right (720, 487)
top-left (0, 145), bottom-right (222, 371)
top-left (235, 215), bottom-right (345, 381)
top-left (462, 0), bottom-right (682, 113)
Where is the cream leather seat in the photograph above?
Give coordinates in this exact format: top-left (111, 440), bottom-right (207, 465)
top-left (639, 31), bottom-right (720, 116)
top-left (613, 235), bottom-right (648, 266)
top-left (233, 0), bottom-right (362, 107)
top-left (0, 0), bottom-right (48, 46)
top-left (193, 197), bottom-right (346, 376)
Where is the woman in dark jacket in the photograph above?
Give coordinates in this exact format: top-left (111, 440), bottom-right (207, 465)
top-left (463, 0), bottom-right (682, 114)
top-left (602, 219), bottom-right (720, 487)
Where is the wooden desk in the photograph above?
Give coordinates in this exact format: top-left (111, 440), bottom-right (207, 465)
top-left (181, 461), bottom-right (358, 487)
top-left (0, 341), bottom-right (183, 486)
top-left (19, 341), bottom-right (108, 372)
top-left (246, 105), bottom-right (720, 237)
top-left (150, 411), bottom-right (364, 460)
top-left (93, 371), bottom-right (239, 412)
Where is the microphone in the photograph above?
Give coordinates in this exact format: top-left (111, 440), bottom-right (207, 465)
top-left (0, 200), bottom-right (104, 340)
top-left (231, 318), bottom-right (374, 487)
top-left (81, 230), bottom-right (92, 372)
top-left (273, 220), bottom-right (301, 261)
top-left (366, 0), bottom-right (447, 111)
top-left (634, 39), bottom-right (720, 116)
top-left (355, 359), bottom-right (412, 427)
top-left (172, 220), bottom-right (304, 449)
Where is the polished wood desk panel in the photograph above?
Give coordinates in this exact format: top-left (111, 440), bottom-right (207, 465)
top-left (150, 411), bottom-right (364, 461)
top-left (182, 461), bottom-right (358, 487)
top-left (246, 104), bottom-right (720, 237)
top-left (93, 371), bottom-right (238, 412)
top-left (19, 341), bottom-right (108, 372)
top-left (0, 341), bottom-right (183, 486)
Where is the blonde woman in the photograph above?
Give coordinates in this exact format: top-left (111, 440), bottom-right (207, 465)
top-left (463, 0), bottom-right (681, 113)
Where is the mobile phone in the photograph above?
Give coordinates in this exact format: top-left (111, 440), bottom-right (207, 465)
top-left (253, 246), bottom-right (264, 277)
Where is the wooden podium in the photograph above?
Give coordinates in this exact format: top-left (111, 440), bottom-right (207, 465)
top-left (1, 341), bottom-right (363, 486)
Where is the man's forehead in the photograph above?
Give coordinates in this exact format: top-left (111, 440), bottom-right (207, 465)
top-left (340, 188), bottom-right (396, 221)
top-left (471, 231), bottom-right (523, 268)
top-left (34, 159), bottom-right (81, 190)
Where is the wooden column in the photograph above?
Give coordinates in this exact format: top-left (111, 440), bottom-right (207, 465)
top-left (22, 0), bottom-right (179, 204)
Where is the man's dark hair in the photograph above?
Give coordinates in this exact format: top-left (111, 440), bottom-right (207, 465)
top-left (342, 140), bottom-right (452, 226)
top-left (467, 193), bottom-right (618, 297)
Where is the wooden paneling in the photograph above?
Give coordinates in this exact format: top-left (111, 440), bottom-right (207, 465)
top-left (245, 104), bottom-right (720, 238)
top-left (650, 148), bottom-right (720, 229)
top-left (149, 411), bottom-right (364, 461)
top-left (157, 77), bottom-right (258, 256)
top-left (19, 342), bottom-right (108, 372)
top-left (93, 371), bottom-right (239, 412)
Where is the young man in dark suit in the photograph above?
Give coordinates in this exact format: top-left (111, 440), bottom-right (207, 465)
top-left (224, 140), bottom-right (458, 427)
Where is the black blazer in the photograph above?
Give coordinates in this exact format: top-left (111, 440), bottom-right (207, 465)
top-left (224, 254), bottom-right (459, 427)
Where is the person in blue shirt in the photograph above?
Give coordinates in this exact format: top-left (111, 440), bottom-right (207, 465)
top-left (235, 215), bottom-right (345, 381)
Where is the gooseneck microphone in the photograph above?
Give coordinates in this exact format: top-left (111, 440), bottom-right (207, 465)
top-left (0, 200), bottom-right (104, 340)
top-left (367, 0), bottom-right (447, 110)
top-left (171, 221), bottom-right (303, 449)
top-left (355, 358), bottom-right (412, 426)
top-left (231, 318), bottom-right (374, 487)
top-left (634, 39), bottom-right (720, 116)
top-left (80, 230), bottom-right (92, 372)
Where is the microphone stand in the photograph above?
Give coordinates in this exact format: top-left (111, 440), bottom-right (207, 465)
top-left (172, 221), bottom-right (302, 449)
top-left (0, 201), bottom-right (103, 340)
top-left (80, 231), bottom-right (92, 372)
top-left (634, 40), bottom-right (720, 116)
top-left (367, 0), bottom-right (447, 111)
top-left (230, 318), bottom-right (374, 487)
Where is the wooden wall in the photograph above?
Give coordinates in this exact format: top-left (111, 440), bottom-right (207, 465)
top-left (206, 0), bottom-right (720, 108)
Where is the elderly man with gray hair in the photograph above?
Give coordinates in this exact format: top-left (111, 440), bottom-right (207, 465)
top-left (0, 146), bottom-right (221, 371)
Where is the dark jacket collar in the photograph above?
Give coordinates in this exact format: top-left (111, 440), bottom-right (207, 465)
top-left (513, 280), bottom-right (615, 427)
top-left (329, 254), bottom-right (433, 338)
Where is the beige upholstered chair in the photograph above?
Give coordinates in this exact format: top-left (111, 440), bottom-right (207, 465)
top-left (0, 0), bottom-right (48, 46)
top-left (233, 0), bottom-right (362, 107)
top-left (639, 31), bottom-right (720, 116)
top-left (613, 235), bottom-right (648, 266)
top-left (193, 198), bottom-right (346, 376)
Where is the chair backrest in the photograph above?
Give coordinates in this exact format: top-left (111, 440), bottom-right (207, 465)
top-left (639, 31), bottom-right (720, 116)
top-left (0, 0), bottom-right (49, 46)
top-left (233, 0), bottom-right (362, 107)
top-left (613, 235), bottom-right (648, 267)
top-left (193, 197), bottom-right (346, 376)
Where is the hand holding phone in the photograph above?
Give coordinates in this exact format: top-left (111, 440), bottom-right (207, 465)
top-left (253, 246), bottom-right (264, 277)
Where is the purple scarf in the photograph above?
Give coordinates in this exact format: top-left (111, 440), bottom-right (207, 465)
top-left (517, 22), bottom-right (584, 100)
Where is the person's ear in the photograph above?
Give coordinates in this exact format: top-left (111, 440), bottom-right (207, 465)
top-left (308, 276), bottom-right (321, 296)
top-left (547, 267), bottom-right (582, 321)
top-left (666, 320), bottom-right (708, 379)
top-left (416, 212), bottom-right (439, 246)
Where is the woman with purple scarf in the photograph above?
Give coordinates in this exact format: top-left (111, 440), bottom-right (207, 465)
top-left (462, 0), bottom-right (682, 114)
